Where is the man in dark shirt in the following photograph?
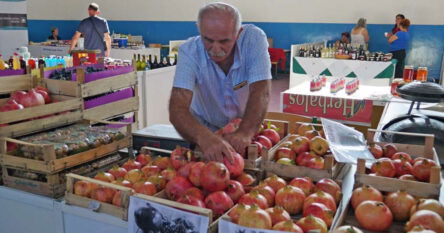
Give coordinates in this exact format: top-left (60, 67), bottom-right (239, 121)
top-left (68, 3), bottom-right (111, 57)
top-left (48, 27), bottom-right (60, 40)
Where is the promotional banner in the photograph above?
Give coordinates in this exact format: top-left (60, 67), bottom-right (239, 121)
top-left (282, 93), bottom-right (373, 124)
top-left (0, 0), bottom-right (28, 57)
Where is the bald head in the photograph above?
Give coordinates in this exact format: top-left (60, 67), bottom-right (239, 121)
top-left (197, 2), bottom-right (242, 33)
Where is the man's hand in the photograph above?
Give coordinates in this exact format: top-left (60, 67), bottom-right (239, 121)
top-left (224, 131), bottom-right (252, 155)
top-left (198, 134), bottom-right (235, 163)
top-left (105, 49), bottom-right (110, 57)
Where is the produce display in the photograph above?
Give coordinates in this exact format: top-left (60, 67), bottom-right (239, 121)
top-left (13, 124), bottom-right (125, 160)
top-left (0, 85), bottom-right (51, 112)
top-left (342, 185), bottom-right (444, 232)
top-left (48, 66), bottom-right (105, 80)
top-left (271, 123), bottom-right (331, 170)
top-left (367, 143), bottom-right (438, 182)
top-left (227, 175), bottom-right (342, 232)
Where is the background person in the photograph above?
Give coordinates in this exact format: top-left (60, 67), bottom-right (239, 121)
top-left (48, 27), bottom-right (60, 40)
top-left (388, 19), bottom-right (411, 78)
top-left (351, 18), bottom-right (369, 47)
top-left (68, 3), bottom-right (111, 57)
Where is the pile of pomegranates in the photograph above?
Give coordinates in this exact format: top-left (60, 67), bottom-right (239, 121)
top-left (272, 123), bottom-right (330, 170)
top-left (0, 86), bottom-right (51, 113)
top-left (348, 185), bottom-right (444, 232)
top-left (368, 143), bottom-right (438, 182)
top-left (228, 175), bottom-right (342, 232)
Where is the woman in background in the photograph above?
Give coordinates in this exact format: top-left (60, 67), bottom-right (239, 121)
top-left (48, 27), bottom-right (61, 40)
top-left (392, 14), bottom-right (405, 35)
top-left (388, 19), bottom-right (410, 78)
top-left (351, 18), bottom-right (369, 47)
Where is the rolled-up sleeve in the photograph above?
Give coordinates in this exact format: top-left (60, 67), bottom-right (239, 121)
top-left (246, 27), bottom-right (272, 83)
top-left (173, 46), bottom-right (197, 91)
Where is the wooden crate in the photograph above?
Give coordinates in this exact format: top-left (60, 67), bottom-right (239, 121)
top-left (0, 120), bottom-right (133, 174)
top-left (262, 122), bottom-right (349, 182)
top-left (0, 73), bottom-right (34, 94)
top-left (265, 112), bottom-right (314, 133)
top-left (65, 173), bottom-right (133, 220)
top-left (355, 129), bottom-right (441, 198)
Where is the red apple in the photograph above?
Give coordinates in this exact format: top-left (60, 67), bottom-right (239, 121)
top-left (291, 136), bottom-right (310, 154)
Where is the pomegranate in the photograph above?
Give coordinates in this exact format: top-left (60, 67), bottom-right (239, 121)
top-left (265, 206), bottom-right (291, 226)
top-left (21, 89), bottom-right (45, 107)
top-left (315, 178), bottom-right (342, 204)
top-left (146, 175), bottom-right (166, 190)
top-left (303, 191), bottom-right (337, 213)
top-left (371, 158), bottom-right (396, 177)
top-left (11, 90), bottom-right (27, 104)
top-left (35, 89), bottom-right (51, 104)
top-left (228, 204), bottom-right (250, 224)
top-left (368, 143), bottom-right (383, 159)
top-left (108, 166), bottom-right (127, 179)
top-left (351, 185), bottom-right (383, 209)
top-left (264, 175), bottom-right (287, 192)
top-left (290, 136), bottom-right (310, 154)
top-left (332, 225), bottom-right (364, 233)
top-left (274, 147), bottom-right (296, 161)
top-left (279, 141), bottom-right (293, 149)
top-left (0, 99), bottom-right (24, 112)
top-left (256, 135), bottom-right (273, 150)
top-left (392, 152), bottom-right (413, 164)
top-left (187, 162), bottom-right (205, 187)
top-left (136, 153), bottom-right (151, 166)
top-left (177, 162), bottom-right (195, 178)
top-left (141, 165), bottom-right (161, 177)
top-left (400, 174), bottom-right (417, 181)
top-left (223, 152), bottom-right (244, 178)
top-left (251, 183), bottom-right (275, 207)
top-left (184, 187), bottom-right (205, 201)
top-left (200, 162), bottom-right (230, 192)
top-left (387, 191), bottom-right (417, 221)
top-left (91, 187), bottom-right (113, 203)
top-left (94, 172), bottom-right (115, 182)
top-left (407, 225), bottom-right (438, 233)
top-left (272, 220), bottom-right (303, 233)
top-left (261, 129), bottom-right (280, 145)
top-left (165, 176), bottom-right (193, 200)
top-left (160, 168), bottom-right (177, 181)
top-left (304, 130), bottom-right (320, 140)
top-left (133, 181), bottom-right (157, 195)
top-left (238, 204), bottom-right (272, 230)
top-left (204, 191), bottom-right (234, 217)
top-left (275, 185), bottom-right (306, 214)
top-left (289, 177), bottom-right (314, 196)
top-left (355, 201), bottom-right (393, 231)
top-left (112, 179), bottom-right (133, 189)
top-left (411, 199), bottom-right (444, 219)
top-left (238, 190), bottom-right (268, 209)
top-left (296, 215), bottom-right (328, 233)
top-left (225, 180), bottom-right (245, 203)
top-left (112, 191), bottom-right (122, 207)
top-left (393, 159), bottom-right (413, 177)
top-left (122, 159), bottom-right (142, 171)
top-left (252, 141), bottom-right (263, 154)
top-left (124, 169), bottom-right (144, 184)
top-left (177, 195), bottom-right (206, 208)
top-left (74, 180), bottom-right (93, 197)
top-left (236, 172), bottom-right (256, 187)
top-left (306, 156), bottom-right (325, 169)
top-left (152, 156), bottom-right (173, 170)
top-left (383, 143), bottom-right (398, 158)
top-left (297, 123), bottom-right (315, 136)
top-left (296, 151), bottom-right (316, 166)
top-left (170, 146), bottom-right (189, 170)
top-left (303, 202), bottom-right (334, 227)
top-left (406, 210), bottom-right (444, 233)
top-left (412, 158), bottom-right (438, 182)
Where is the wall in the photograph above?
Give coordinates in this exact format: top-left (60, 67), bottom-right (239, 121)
top-left (27, 0), bottom-right (444, 79)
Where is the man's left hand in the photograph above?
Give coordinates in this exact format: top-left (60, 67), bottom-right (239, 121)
top-left (224, 131), bottom-right (252, 155)
top-left (105, 50), bottom-right (110, 57)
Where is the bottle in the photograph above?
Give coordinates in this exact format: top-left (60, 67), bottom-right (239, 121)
top-left (140, 55), bottom-right (146, 70)
top-left (19, 56), bottom-right (26, 70)
top-left (0, 54), bottom-right (5, 70)
top-left (8, 56), bottom-right (13, 69)
top-left (144, 56), bottom-right (151, 70)
top-left (136, 54), bottom-right (142, 71)
top-left (152, 55), bottom-right (159, 69)
top-left (148, 55), bottom-right (153, 68)
top-left (28, 58), bottom-right (36, 69)
top-left (12, 53), bottom-right (20, 70)
top-left (161, 57), bottom-right (169, 67)
top-left (166, 57), bottom-right (172, 67)
top-left (38, 57), bottom-right (46, 68)
top-left (173, 54), bottom-right (177, 65)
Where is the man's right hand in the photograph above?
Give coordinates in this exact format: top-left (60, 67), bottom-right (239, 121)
top-left (198, 134), bottom-right (235, 163)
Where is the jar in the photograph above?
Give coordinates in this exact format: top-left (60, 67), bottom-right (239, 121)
top-left (403, 65), bottom-right (414, 83)
top-left (416, 67), bottom-right (428, 82)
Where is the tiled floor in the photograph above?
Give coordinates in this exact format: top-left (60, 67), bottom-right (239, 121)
top-left (268, 74), bottom-right (290, 112)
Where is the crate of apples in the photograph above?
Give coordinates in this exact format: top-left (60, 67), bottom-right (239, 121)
top-left (223, 175), bottom-right (342, 233)
top-left (332, 184), bottom-right (444, 233)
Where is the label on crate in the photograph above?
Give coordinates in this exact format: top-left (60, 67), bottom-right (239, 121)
top-left (219, 218), bottom-right (284, 233)
top-left (128, 196), bottom-right (210, 233)
top-left (322, 118), bottom-right (374, 164)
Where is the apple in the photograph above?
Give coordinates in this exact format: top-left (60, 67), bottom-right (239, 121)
top-left (277, 158), bottom-right (295, 166)
top-left (369, 144), bottom-right (383, 159)
top-left (383, 144), bottom-right (398, 159)
top-left (291, 136), bottom-right (310, 154)
top-left (310, 136), bottom-right (329, 156)
top-left (275, 147), bottom-right (296, 161)
top-left (298, 123), bottom-right (315, 136)
top-left (304, 130), bottom-right (320, 140)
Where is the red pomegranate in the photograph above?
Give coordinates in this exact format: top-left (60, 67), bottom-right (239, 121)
top-left (122, 159), bottom-right (142, 171)
top-left (315, 178), bottom-right (342, 204)
top-left (306, 155), bottom-right (325, 169)
top-left (238, 191), bottom-right (268, 209)
top-left (251, 183), bottom-right (276, 207)
top-left (10, 90), bottom-right (27, 104)
top-left (94, 172), bottom-right (115, 183)
top-left (204, 191), bottom-right (234, 217)
top-left (170, 146), bottom-right (191, 169)
top-left (332, 225), bottom-right (364, 233)
top-left (400, 174), bottom-right (417, 181)
top-left (355, 201), bottom-right (393, 231)
top-left (223, 152), bottom-right (245, 178)
top-left (303, 202), bottom-right (334, 227)
top-left (107, 166), bottom-right (127, 179)
top-left (91, 187), bottom-right (113, 203)
top-left (188, 162), bottom-right (205, 187)
top-left (264, 175), bottom-right (287, 193)
top-left (200, 162), bottom-right (230, 192)
top-left (296, 151), bottom-right (316, 166)
top-left (141, 165), bottom-right (161, 177)
top-left (384, 190), bottom-right (416, 221)
top-left (21, 89), bottom-right (45, 107)
top-left (112, 191), bottom-right (123, 207)
top-left (411, 199), bottom-right (444, 219)
top-left (160, 168), bottom-right (177, 181)
top-left (412, 158), bottom-right (438, 182)
top-left (225, 180), bottom-right (245, 203)
top-left (112, 179), bottom-right (133, 189)
top-left (371, 158), bottom-right (396, 177)
top-left (303, 191), bottom-right (337, 213)
top-left (383, 143), bottom-right (398, 158)
top-left (261, 128), bottom-right (280, 145)
top-left (238, 204), bottom-right (272, 230)
top-left (368, 143), bottom-right (383, 159)
top-left (177, 161), bottom-right (195, 178)
top-left (183, 187), bottom-right (205, 201)
top-left (274, 147), bottom-right (296, 161)
top-left (275, 185), bottom-right (306, 214)
top-left (351, 185), bottom-right (383, 209)
top-left (392, 152), bottom-right (413, 164)
top-left (146, 175), bottom-right (167, 191)
top-left (74, 180), bottom-right (93, 197)
top-left (35, 89), bottom-right (51, 104)
top-left (265, 206), bottom-right (291, 226)
top-left (256, 135), bottom-right (273, 150)
top-left (152, 156), bottom-right (173, 170)
top-left (165, 176), bottom-right (193, 200)
top-left (235, 172), bottom-right (256, 187)
top-left (124, 169), bottom-right (144, 184)
top-left (228, 204), bottom-right (250, 224)
top-left (272, 220), bottom-right (303, 233)
top-left (393, 159), bottom-right (413, 177)
top-left (136, 153), bottom-right (152, 166)
top-left (177, 195), bottom-right (206, 208)
top-left (289, 177), bottom-right (314, 196)
top-left (133, 181), bottom-right (157, 196)
top-left (406, 210), bottom-right (444, 233)
top-left (296, 215), bottom-right (328, 233)
top-left (407, 225), bottom-right (439, 233)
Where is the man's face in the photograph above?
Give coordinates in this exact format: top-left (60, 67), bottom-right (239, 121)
top-left (200, 12), bottom-right (239, 63)
top-left (88, 9), bottom-right (97, 17)
top-left (396, 16), bottom-right (403, 25)
top-left (54, 28), bottom-right (58, 36)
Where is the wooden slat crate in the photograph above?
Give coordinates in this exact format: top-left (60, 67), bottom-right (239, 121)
top-left (355, 129), bottom-right (441, 198)
top-left (65, 173), bottom-right (133, 220)
top-left (262, 122), bottom-right (349, 182)
top-left (0, 73), bottom-right (34, 94)
top-left (265, 112), bottom-right (314, 133)
top-left (0, 120), bottom-right (133, 174)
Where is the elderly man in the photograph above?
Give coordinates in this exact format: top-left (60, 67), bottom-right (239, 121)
top-left (169, 2), bottom-right (271, 162)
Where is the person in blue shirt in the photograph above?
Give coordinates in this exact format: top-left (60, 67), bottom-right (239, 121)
top-left (388, 19), bottom-right (411, 78)
top-left (169, 2), bottom-right (272, 162)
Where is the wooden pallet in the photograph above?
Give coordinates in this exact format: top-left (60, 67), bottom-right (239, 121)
top-left (65, 173), bottom-right (133, 220)
top-left (0, 120), bottom-right (133, 174)
top-left (355, 129), bottom-right (441, 198)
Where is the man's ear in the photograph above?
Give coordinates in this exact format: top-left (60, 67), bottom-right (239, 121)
top-left (236, 27), bottom-right (243, 39)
